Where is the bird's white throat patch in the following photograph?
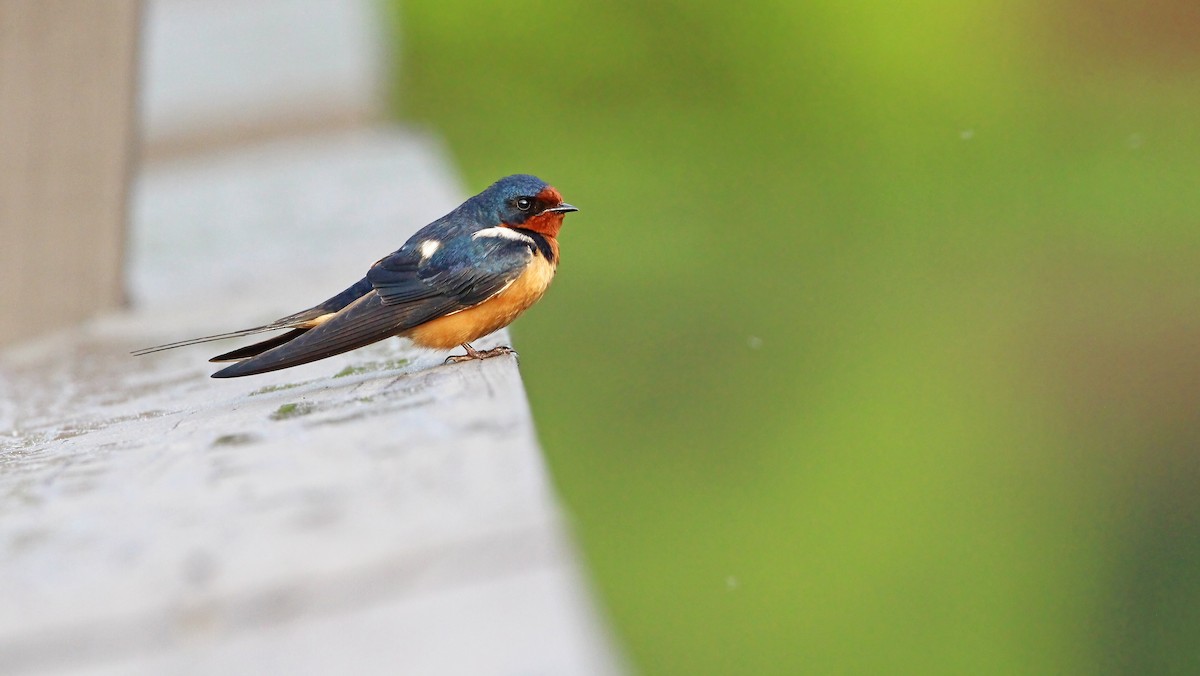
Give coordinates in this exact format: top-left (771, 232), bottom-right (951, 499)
top-left (472, 227), bottom-right (534, 244)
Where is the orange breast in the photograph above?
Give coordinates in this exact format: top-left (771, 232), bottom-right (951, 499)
top-left (407, 254), bottom-right (557, 349)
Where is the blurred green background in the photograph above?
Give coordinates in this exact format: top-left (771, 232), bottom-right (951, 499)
top-left (389, 1), bottom-right (1200, 673)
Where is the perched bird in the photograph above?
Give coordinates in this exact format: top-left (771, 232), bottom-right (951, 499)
top-left (133, 174), bottom-right (578, 378)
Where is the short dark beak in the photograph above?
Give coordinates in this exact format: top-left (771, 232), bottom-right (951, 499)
top-left (546, 203), bottom-right (578, 214)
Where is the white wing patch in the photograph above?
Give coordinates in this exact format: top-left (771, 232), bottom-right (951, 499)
top-left (472, 227), bottom-right (534, 244)
top-left (419, 239), bottom-right (441, 259)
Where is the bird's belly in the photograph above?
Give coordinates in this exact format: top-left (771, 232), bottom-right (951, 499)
top-left (408, 256), bottom-right (556, 349)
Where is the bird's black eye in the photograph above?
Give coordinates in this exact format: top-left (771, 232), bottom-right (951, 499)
top-left (515, 197), bottom-right (533, 211)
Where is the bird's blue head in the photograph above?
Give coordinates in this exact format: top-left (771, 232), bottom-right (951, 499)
top-left (470, 174), bottom-right (578, 236)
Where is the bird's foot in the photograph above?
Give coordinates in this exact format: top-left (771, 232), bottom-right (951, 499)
top-left (444, 343), bottom-right (518, 364)
top-left (476, 345), bottom-right (517, 360)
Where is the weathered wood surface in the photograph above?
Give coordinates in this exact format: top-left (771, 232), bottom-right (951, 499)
top-left (0, 131), bottom-right (621, 675)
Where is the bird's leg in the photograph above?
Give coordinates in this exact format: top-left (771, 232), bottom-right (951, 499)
top-left (444, 342), bottom-right (518, 364)
top-left (444, 343), bottom-right (481, 364)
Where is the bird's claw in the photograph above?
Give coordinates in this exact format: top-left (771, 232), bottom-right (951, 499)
top-left (444, 345), bottom-right (518, 364)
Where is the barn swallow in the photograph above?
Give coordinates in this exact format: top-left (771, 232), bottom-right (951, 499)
top-left (132, 174), bottom-right (578, 378)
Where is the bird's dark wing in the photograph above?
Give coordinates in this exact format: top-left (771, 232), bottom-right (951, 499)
top-left (131, 277), bottom-right (373, 356)
top-left (269, 276), bottom-right (375, 326)
top-left (368, 232), bottom-right (536, 310)
top-left (210, 233), bottom-right (535, 378)
top-left (211, 291), bottom-right (410, 377)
